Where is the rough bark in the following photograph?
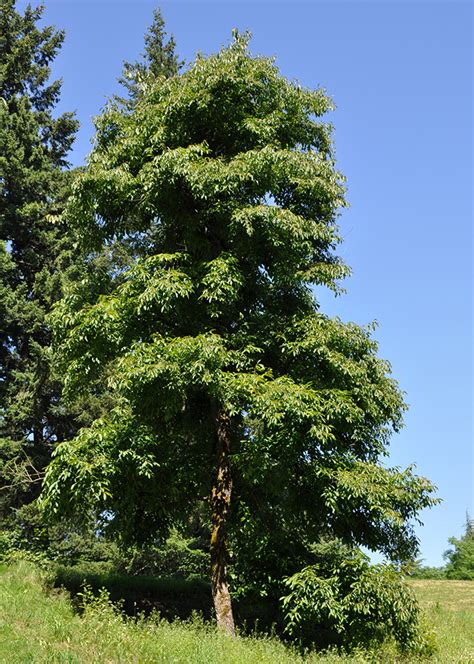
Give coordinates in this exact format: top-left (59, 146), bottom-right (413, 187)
top-left (210, 406), bottom-right (235, 636)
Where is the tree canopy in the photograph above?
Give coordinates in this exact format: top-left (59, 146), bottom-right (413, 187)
top-left (444, 513), bottom-right (474, 580)
top-left (0, 0), bottom-right (78, 528)
top-left (40, 32), bottom-right (437, 638)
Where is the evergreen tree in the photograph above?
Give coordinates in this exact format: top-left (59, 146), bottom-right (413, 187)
top-left (41, 33), bottom-right (437, 639)
top-left (118, 7), bottom-right (182, 107)
top-left (0, 1), bottom-right (78, 528)
top-left (444, 513), bottom-right (474, 580)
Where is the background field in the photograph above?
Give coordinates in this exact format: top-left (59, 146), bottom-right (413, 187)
top-left (0, 562), bottom-right (473, 663)
top-left (411, 580), bottom-right (474, 662)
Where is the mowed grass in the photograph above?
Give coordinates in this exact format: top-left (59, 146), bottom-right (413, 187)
top-left (0, 561), bottom-right (473, 663)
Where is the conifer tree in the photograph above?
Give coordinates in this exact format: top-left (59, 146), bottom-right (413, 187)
top-left (118, 8), bottom-right (182, 107)
top-left (444, 513), bottom-right (474, 580)
top-left (42, 33), bottom-right (437, 637)
top-left (0, 1), bottom-right (78, 526)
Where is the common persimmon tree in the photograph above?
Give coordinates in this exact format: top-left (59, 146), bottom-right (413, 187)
top-left (41, 33), bottom-right (436, 637)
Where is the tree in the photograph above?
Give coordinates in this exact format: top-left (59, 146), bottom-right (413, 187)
top-left (118, 7), bottom-right (182, 107)
top-left (444, 513), bottom-right (474, 580)
top-left (0, 1), bottom-right (78, 530)
top-left (41, 33), bottom-right (437, 639)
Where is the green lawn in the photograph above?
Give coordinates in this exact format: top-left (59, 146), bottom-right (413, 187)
top-left (0, 562), bottom-right (473, 663)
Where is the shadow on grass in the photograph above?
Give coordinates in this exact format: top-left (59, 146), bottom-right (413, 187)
top-left (52, 565), bottom-right (282, 636)
top-left (53, 566), bottom-right (213, 621)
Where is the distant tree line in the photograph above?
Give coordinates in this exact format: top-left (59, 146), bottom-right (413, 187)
top-left (411, 514), bottom-right (474, 581)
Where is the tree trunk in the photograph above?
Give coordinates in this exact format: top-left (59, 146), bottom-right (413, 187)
top-left (210, 406), bottom-right (236, 636)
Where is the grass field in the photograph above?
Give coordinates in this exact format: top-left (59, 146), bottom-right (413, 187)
top-left (0, 561), bottom-right (473, 663)
top-left (411, 579), bottom-right (474, 662)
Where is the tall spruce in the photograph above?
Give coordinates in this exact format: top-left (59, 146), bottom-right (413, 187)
top-left (118, 7), bottom-right (182, 108)
top-left (444, 513), bottom-right (474, 580)
top-left (0, 1), bottom-right (78, 526)
top-left (41, 34), bottom-right (437, 638)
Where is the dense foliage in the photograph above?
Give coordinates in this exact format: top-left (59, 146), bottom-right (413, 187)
top-left (39, 31), bottom-right (437, 645)
top-left (0, 2), bottom-right (188, 567)
top-left (281, 541), bottom-right (430, 653)
top-left (409, 564), bottom-right (446, 580)
top-left (444, 514), bottom-right (474, 580)
top-left (0, 0), bottom-right (78, 535)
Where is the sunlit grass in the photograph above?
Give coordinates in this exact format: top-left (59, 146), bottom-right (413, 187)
top-left (0, 562), bottom-right (473, 663)
top-left (0, 562), bottom-right (339, 663)
top-left (411, 579), bottom-right (474, 662)
top-left (412, 578), bottom-right (474, 612)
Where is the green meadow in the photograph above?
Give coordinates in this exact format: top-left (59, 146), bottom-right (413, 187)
top-left (0, 562), bottom-right (473, 663)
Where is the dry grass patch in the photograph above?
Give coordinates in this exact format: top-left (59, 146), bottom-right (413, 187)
top-left (411, 579), bottom-right (474, 612)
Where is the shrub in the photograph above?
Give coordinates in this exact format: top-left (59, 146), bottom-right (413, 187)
top-left (280, 541), bottom-right (435, 655)
top-left (409, 565), bottom-right (446, 580)
top-left (117, 529), bottom-right (209, 580)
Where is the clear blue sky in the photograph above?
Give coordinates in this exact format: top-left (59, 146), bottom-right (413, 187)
top-left (19, 0), bottom-right (472, 566)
